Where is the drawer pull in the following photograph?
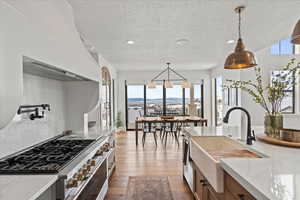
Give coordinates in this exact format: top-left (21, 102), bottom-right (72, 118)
top-left (238, 194), bottom-right (245, 200)
top-left (200, 179), bottom-right (207, 186)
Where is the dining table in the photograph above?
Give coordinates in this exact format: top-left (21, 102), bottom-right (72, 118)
top-left (134, 116), bottom-right (207, 146)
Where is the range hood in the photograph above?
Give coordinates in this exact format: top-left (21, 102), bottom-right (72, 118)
top-left (23, 56), bottom-right (90, 81)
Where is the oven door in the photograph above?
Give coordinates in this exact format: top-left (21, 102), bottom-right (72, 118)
top-left (183, 137), bottom-right (194, 191)
top-left (75, 159), bottom-right (107, 200)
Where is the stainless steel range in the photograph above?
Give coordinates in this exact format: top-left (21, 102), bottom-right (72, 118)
top-left (0, 139), bottom-right (95, 174)
top-left (0, 133), bottom-right (115, 200)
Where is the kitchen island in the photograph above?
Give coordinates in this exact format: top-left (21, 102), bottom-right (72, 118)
top-left (183, 126), bottom-right (300, 200)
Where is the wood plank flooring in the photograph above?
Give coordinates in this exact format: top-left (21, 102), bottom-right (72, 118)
top-left (105, 131), bottom-right (194, 200)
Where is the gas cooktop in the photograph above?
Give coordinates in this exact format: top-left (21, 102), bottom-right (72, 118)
top-left (0, 139), bottom-right (95, 174)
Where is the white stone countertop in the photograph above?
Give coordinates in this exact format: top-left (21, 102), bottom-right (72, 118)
top-left (0, 175), bottom-right (57, 200)
top-left (184, 126), bottom-right (300, 200)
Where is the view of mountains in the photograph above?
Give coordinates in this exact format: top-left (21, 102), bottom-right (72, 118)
top-left (128, 98), bottom-right (197, 103)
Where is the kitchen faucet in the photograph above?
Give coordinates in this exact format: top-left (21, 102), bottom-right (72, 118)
top-left (223, 107), bottom-right (256, 145)
top-left (17, 104), bottom-right (50, 120)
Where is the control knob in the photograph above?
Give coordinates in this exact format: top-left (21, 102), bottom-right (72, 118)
top-left (96, 149), bottom-right (103, 156)
top-left (90, 159), bottom-right (96, 166)
top-left (66, 178), bottom-right (78, 188)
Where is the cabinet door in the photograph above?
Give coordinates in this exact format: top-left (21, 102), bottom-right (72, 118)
top-left (224, 189), bottom-right (236, 200)
top-left (194, 168), bottom-right (206, 200)
top-left (206, 185), bottom-right (219, 200)
top-left (224, 172), bottom-right (256, 200)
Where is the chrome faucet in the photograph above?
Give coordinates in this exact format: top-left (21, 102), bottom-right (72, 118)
top-left (223, 107), bottom-right (256, 145)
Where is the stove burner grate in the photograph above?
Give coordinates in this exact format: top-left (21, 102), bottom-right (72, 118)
top-left (0, 139), bottom-right (95, 174)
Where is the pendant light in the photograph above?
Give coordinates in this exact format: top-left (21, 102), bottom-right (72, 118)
top-left (147, 81), bottom-right (156, 88)
top-left (181, 81), bottom-right (191, 88)
top-left (164, 81), bottom-right (173, 88)
top-left (291, 20), bottom-right (300, 44)
top-left (224, 6), bottom-right (257, 69)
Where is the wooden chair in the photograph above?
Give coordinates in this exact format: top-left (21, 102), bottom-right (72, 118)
top-left (142, 122), bottom-right (158, 147)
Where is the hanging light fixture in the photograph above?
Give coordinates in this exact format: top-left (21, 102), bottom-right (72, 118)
top-left (181, 81), bottom-right (191, 88)
top-left (147, 62), bottom-right (190, 89)
top-left (147, 81), bottom-right (157, 88)
top-left (164, 81), bottom-right (173, 88)
top-left (224, 6), bottom-right (257, 69)
top-left (291, 20), bottom-right (300, 44)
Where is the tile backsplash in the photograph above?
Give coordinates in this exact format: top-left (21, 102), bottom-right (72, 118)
top-left (0, 73), bottom-right (67, 158)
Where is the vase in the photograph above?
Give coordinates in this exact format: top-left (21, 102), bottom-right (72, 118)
top-left (264, 114), bottom-right (283, 138)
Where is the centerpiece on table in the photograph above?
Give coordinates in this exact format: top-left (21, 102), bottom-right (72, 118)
top-left (224, 59), bottom-right (300, 138)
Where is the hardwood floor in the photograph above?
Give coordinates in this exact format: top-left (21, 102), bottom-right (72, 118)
top-left (105, 131), bottom-right (194, 200)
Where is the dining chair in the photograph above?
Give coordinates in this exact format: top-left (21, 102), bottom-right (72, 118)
top-left (162, 122), bottom-right (181, 147)
top-left (138, 110), bottom-right (143, 117)
top-left (142, 122), bottom-right (157, 147)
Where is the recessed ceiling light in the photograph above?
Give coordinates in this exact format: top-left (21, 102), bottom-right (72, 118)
top-left (176, 39), bottom-right (189, 45)
top-left (127, 40), bottom-right (135, 45)
top-left (227, 40), bottom-right (235, 44)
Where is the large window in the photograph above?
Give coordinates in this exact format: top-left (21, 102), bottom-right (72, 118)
top-left (271, 70), bottom-right (295, 113)
top-left (215, 76), bottom-right (223, 126)
top-left (166, 84), bottom-right (183, 115)
top-left (271, 37), bottom-right (300, 55)
top-left (126, 84), bottom-right (145, 129)
top-left (125, 81), bottom-right (204, 130)
top-left (146, 85), bottom-right (163, 116)
top-left (185, 83), bottom-right (203, 117)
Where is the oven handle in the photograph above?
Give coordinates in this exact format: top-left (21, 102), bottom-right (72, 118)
top-left (183, 138), bottom-right (189, 165)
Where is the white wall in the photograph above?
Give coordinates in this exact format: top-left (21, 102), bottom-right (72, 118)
top-left (65, 81), bottom-right (99, 132)
top-left (117, 69), bottom-right (212, 126)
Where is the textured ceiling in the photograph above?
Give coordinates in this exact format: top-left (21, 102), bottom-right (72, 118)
top-left (67, 0), bottom-right (300, 71)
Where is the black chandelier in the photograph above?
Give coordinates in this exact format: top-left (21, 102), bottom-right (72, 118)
top-left (147, 62), bottom-right (190, 88)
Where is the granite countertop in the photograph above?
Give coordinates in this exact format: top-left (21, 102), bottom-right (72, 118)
top-left (0, 175), bottom-right (57, 200)
top-left (184, 126), bottom-right (300, 200)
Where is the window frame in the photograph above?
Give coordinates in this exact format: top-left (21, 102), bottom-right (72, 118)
top-left (165, 84), bottom-right (185, 116)
top-left (125, 81), bottom-right (204, 130)
top-left (101, 67), bottom-right (112, 129)
top-left (270, 37), bottom-right (300, 55)
top-left (214, 76), bottom-right (223, 126)
top-left (125, 82), bottom-right (146, 130)
top-left (270, 70), bottom-right (296, 114)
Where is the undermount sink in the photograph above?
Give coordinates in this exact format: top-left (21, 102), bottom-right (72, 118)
top-left (190, 136), bottom-right (262, 193)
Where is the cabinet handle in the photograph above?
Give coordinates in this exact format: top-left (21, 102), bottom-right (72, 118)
top-left (238, 194), bottom-right (245, 200)
top-left (200, 179), bottom-right (207, 186)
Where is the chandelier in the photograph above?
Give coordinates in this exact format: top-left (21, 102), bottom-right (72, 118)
top-left (147, 62), bottom-right (190, 89)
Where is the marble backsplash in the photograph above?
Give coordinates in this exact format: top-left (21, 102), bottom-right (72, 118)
top-left (0, 73), bottom-right (67, 158)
